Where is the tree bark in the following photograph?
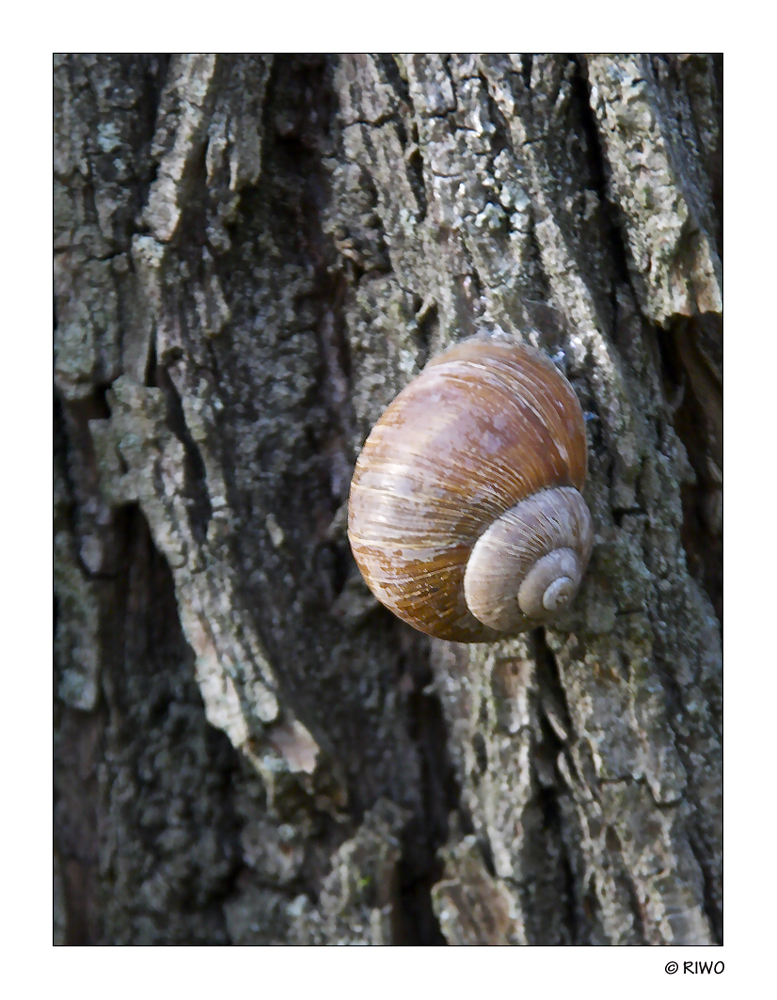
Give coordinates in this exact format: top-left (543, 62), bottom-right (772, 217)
top-left (54, 53), bottom-right (722, 945)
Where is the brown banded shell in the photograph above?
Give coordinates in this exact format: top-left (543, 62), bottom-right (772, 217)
top-left (347, 338), bottom-right (593, 641)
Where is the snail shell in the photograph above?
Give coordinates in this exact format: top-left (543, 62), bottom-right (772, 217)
top-left (347, 338), bottom-right (593, 641)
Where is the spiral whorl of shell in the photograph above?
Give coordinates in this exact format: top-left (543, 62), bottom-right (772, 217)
top-left (463, 486), bottom-right (593, 633)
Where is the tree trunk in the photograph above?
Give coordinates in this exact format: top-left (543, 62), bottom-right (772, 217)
top-left (54, 53), bottom-right (722, 945)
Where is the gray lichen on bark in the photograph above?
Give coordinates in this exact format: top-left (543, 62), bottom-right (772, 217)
top-left (54, 53), bottom-right (721, 944)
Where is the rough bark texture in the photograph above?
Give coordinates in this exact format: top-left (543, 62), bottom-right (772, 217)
top-left (54, 53), bottom-right (722, 946)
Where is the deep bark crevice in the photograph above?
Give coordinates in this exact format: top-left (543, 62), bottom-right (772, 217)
top-left (533, 628), bottom-right (578, 943)
top-left (656, 318), bottom-right (722, 624)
